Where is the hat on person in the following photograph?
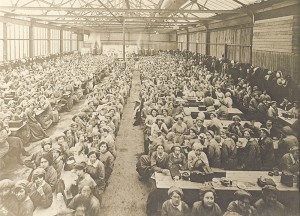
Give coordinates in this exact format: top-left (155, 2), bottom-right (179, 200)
top-left (282, 126), bottom-right (294, 136)
top-left (260, 128), bottom-right (270, 137)
top-left (14, 180), bottom-right (30, 193)
top-left (32, 168), bottom-right (46, 180)
top-left (0, 179), bottom-right (14, 190)
top-left (199, 133), bottom-right (207, 139)
top-left (168, 186), bottom-right (183, 197)
top-left (232, 115), bottom-right (241, 122)
top-left (193, 142), bottom-right (204, 150)
top-left (234, 189), bottom-right (252, 200)
top-left (207, 130), bottom-right (215, 137)
top-left (41, 138), bottom-right (52, 148)
top-left (262, 185), bottom-right (278, 196)
top-left (290, 145), bottom-right (299, 152)
top-left (199, 186), bottom-right (216, 199)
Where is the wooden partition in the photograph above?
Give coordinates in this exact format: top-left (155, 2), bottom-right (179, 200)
top-left (252, 15), bottom-right (300, 83)
top-left (209, 27), bottom-right (252, 63)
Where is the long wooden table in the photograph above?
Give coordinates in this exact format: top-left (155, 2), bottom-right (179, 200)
top-left (183, 107), bottom-right (243, 120)
top-left (278, 108), bottom-right (297, 126)
top-left (147, 171), bottom-right (299, 214)
top-left (155, 171), bottom-right (298, 192)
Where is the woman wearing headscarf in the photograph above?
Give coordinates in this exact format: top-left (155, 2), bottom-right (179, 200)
top-left (28, 168), bottom-right (53, 208)
top-left (206, 130), bottom-right (221, 168)
top-left (35, 95), bottom-right (53, 130)
top-left (0, 179), bottom-right (18, 216)
top-left (277, 126), bottom-right (299, 162)
top-left (168, 145), bottom-right (187, 171)
top-left (228, 115), bottom-right (244, 138)
top-left (188, 142), bottom-right (209, 171)
top-left (242, 128), bottom-right (261, 171)
top-left (14, 180), bottom-right (34, 216)
top-left (254, 185), bottom-right (285, 216)
top-left (191, 186), bottom-right (222, 216)
top-left (161, 186), bottom-right (190, 216)
top-left (220, 129), bottom-right (238, 170)
top-left (68, 185), bottom-right (101, 216)
top-left (224, 190), bottom-right (257, 216)
top-left (258, 128), bottom-right (275, 170)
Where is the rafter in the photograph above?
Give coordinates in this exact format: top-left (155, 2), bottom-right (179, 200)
top-left (0, 6), bottom-right (245, 14)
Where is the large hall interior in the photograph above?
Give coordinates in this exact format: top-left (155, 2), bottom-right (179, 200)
top-left (0, 0), bottom-right (299, 216)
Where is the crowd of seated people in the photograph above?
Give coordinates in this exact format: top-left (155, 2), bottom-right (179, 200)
top-left (0, 55), bottom-right (133, 216)
top-left (134, 52), bottom-right (299, 216)
top-left (0, 54), bottom-right (113, 169)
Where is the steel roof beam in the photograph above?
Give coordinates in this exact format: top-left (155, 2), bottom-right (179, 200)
top-left (0, 6), bottom-right (245, 13)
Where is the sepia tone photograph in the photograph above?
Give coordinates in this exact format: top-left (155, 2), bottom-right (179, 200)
top-left (0, 0), bottom-right (299, 215)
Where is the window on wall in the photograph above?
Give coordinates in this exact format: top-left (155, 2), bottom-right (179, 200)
top-left (6, 23), bottom-right (29, 61)
top-left (71, 33), bottom-right (77, 51)
top-left (33, 26), bottom-right (48, 56)
top-left (50, 29), bottom-right (60, 54)
top-left (63, 30), bottom-right (71, 52)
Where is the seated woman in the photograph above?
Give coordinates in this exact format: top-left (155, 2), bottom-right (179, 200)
top-left (0, 127), bottom-right (25, 168)
top-left (14, 180), bottom-right (35, 216)
top-left (151, 144), bottom-right (169, 175)
top-left (242, 129), bottom-right (261, 171)
top-left (277, 126), bottom-right (299, 162)
top-left (98, 141), bottom-right (114, 182)
top-left (151, 115), bottom-right (169, 138)
top-left (24, 138), bottom-right (52, 169)
top-left (161, 186), bottom-right (190, 216)
top-left (258, 128), bottom-right (275, 170)
top-left (144, 108), bottom-right (158, 137)
top-left (254, 185), bottom-right (285, 216)
top-left (206, 112), bottom-right (222, 136)
top-left (172, 115), bottom-right (187, 145)
top-left (279, 145), bottom-right (299, 175)
top-left (220, 129), bottom-right (238, 170)
top-left (228, 115), bottom-right (244, 138)
top-left (288, 101), bottom-right (299, 118)
top-left (28, 168), bottom-right (53, 209)
top-left (68, 185), bottom-right (101, 216)
top-left (206, 130), bottom-right (221, 168)
top-left (0, 179), bottom-right (18, 215)
top-left (24, 100), bottom-right (49, 142)
top-left (168, 145), bottom-right (187, 171)
top-left (35, 95), bottom-right (53, 130)
top-left (224, 190), bottom-right (257, 216)
top-left (188, 142), bottom-right (209, 171)
top-left (162, 108), bottom-right (174, 130)
top-left (191, 186), bottom-right (222, 216)
top-left (39, 153), bottom-right (58, 192)
top-left (52, 144), bottom-right (64, 179)
top-left (86, 149), bottom-right (106, 202)
top-left (100, 126), bottom-right (116, 159)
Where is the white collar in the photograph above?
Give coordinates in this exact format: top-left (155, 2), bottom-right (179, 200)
top-left (87, 159), bottom-right (100, 168)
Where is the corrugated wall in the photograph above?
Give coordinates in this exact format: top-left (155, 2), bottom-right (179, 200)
top-left (252, 15), bottom-right (300, 83)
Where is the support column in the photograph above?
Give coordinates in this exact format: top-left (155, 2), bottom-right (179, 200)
top-left (3, 23), bottom-right (7, 61)
top-left (60, 28), bottom-right (63, 53)
top-left (186, 28), bottom-right (189, 51)
top-left (205, 25), bottom-right (210, 55)
top-left (29, 21), bottom-right (34, 57)
top-left (47, 28), bottom-right (51, 55)
top-left (123, 19), bottom-right (125, 60)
